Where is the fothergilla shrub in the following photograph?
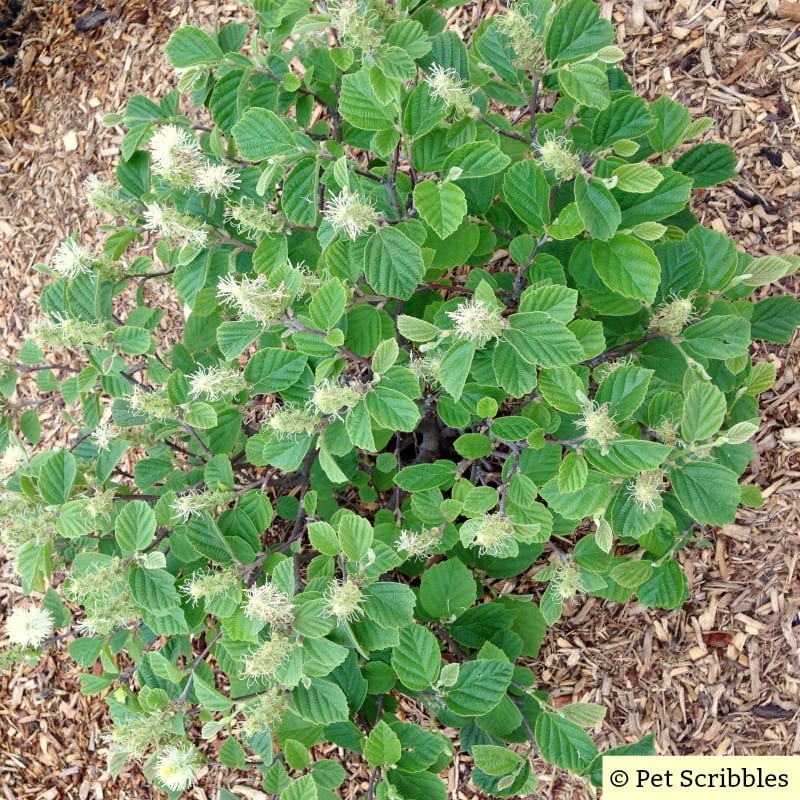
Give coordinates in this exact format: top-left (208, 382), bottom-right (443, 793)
top-left (2, 0), bottom-right (799, 796)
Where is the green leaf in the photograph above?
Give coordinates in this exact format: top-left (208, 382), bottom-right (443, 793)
top-left (244, 348), bottom-right (308, 393)
top-left (293, 679), bottom-right (350, 725)
top-left (365, 386), bottom-right (420, 432)
top-left (446, 659), bottom-right (514, 716)
top-left (535, 712), bottom-right (598, 771)
top-left (165, 26), bottom-right (224, 68)
top-left (740, 256), bottom-right (797, 288)
top-left (538, 367), bottom-right (585, 414)
top-left (115, 500), bottom-right (156, 555)
top-left (337, 513), bottom-right (373, 562)
top-left (414, 181), bottom-right (467, 239)
top-left (595, 365), bottom-right (653, 420)
top-left (442, 142), bottom-right (512, 179)
top-left (502, 160), bottom-right (550, 233)
top-left (113, 326), bottom-right (151, 355)
top-left (647, 95), bottom-right (691, 152)
top-left (310, 278), bottom-right (348, 332)
top-left (454, 433), bottom-right (493, 459)
top-left (609, 559), bottom-right (656, 589)
top-left (339, 69), bottom-right (395, 130)
top-left (558, 452), bottom-right (588, 493)
top-left (282, 774), bottom-right (319, 800)
top-left (591, 235), bottom-right (660, 303)
top-left (617, 168), bottom-right (693, 227)
top-left (669, 461), bottom-right (740, 525)
top-left (680, 381), bottom-right (727, 441)
top-left (232, 108), bottom-right (297, 162)
top-left (545, 0), bottom-right (614, 62)
top-left (402, 83), bottom-right (447, 139)
top-left (681, 315), bottom-right (750, 360)
top-left (282, 158), bottom-right (320, 227)
top-left (672, 142), bottom-right (737, 188)
top-left (472, 745), bottom-right (524, 777)
top-left (39, 449), bottom-right (77, 505)
top-left (387, 770), bottom-right (447, 800)
top-left (492, 341), bottom-right (538, 397)
top-left (395, 460), bottom-right (458, 491)
top-left (364, 227), bottom-right (426, 300)
top-left (364, 582), bottom-right (416, 629)
top-left (128, 567), bottom-right (180, 613)
top-left (519, 284), bottom-right (578, 323)
top-left (392, 625), bottom-right (441, 691)
top-left (504, 312), bottom-right (585, 367)
top-left (750, 296), bottom-right (800, 343)
top-left (636, 559), bottom-right (690, 609)
top-left (439, 339), bottom-right (474, 401)
top-left (216, 320), bottom-right (261, 359)
top-left (592, 96), bottom-right (654, 147)
top-left (365, 721), bottom-right (402, 768)
top-left (183, 402), bottom-right (217, 430)
top-left (574, 175), bottom-right (620, 240)
top-left (69, 636), bottom-right (104, 668)
top-left (557, 61), bottom-right (610, 109)
top-left (19, 409), bottom-right (41, 445)
top-left (419, 558), bottom-right (477, 620)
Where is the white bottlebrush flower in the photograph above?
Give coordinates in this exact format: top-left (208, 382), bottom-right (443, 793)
top-left (309, 379), bottom-right (364, 418)
top-left (148, 124), bottom-right (202, 187)
top-left (242, 636), bottom-right (293, 682)
top-left (577, 399), bottom-right (619, 455)
top-left (323, 579), bottom-right (365, 623)
top-left (627, 469), bottom-right (665, 513)
top-left (224, 199), bottom-right (284, 239)
top-left (0, 443), bottom-right (27, 483)
top-left (216, 274), bottom-right (291, 327)
top-left (51, 238), bottom-right (94, 279)
top-left (142, 202), bottom-right (208, 247)
top-left (244, 583), bottom-right (294, 628)
top-left (446, 298), bottom-right (507, 346)
top-left (170, 491), bottom-right (213, 524)
top-left (154, 743), bottom-right (203, 792)
top-left (536, 132), bottom-right (582, 181)
top-left (6, 605), bottom-right (54, 648)
top-left (322, 188), bottom-right (382, 241)
top-left (194, 162), bottom-right (240, 198)
top-left (188, 364), bottom-right (247, 401)
top-left (396, 527), bottom-right (442, 560)
top-left (264, 404), bottom-right (320, 439)
top-left (89, 421), bottom-right (118, 452)
top-left (425, 63), bottom-right (476, 118)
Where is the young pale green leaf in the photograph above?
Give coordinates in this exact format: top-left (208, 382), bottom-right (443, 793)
top-left (609, 559), bottom-right (655, 589)
top-left (445, 659), bottom-right (514, 716)
top-left (395, 460), bottom-right (458, 491)
top-left (547, 202), bottom-right (585, 240)
top-left (413, 181), bottom-right (467, 239)
top-left (371, 338), bottom-right (399, 375)
top-left (365, 721), bottom-right (402, 769)
top-left (744, 361), bottom-right (776, 396)
top-left (419, 558), bottom-right (476, 620)
top-left (318, 446), bottom-right (348, 484)
top-left (183, 402), bottom-right (217, 430)
top-left (537, 367), bottom-right (586, 414)
top-left (739, 255), bottom-right (796, 287)
top-left (216, 320), bottom-right (261, 360)
top-left (560, 702), bottom-right (607, 729)
top-left (558, 452), bottom-right (589, 494)
top-left (337, 513), bottom-right (373, 562)
top-left (365, 386), bottom-right (420, 431)
top-left (397, 315), bottom-right (440, 343)
top-left (681, 315), bottom-right (751, 361)
top-left (128, 567), bottom-right (180, 613)
top-left (612, 163), bottom-right (664, 194)
top-left (595, 365), bottom-right (653, 420)
top-left (310, 278), bottom-right (348, 332)
top-left (392, 624), bottom-right (441, 691)
top-left (282, 774), bottom-right (319, 800)
top-left (115, 500), bottom-right (156, 555)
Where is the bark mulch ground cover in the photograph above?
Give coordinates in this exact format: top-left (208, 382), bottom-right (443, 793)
top-left (1, 1), bottom-right (798, 798)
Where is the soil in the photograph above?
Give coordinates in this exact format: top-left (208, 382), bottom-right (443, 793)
top-left (1, 1), bottom-right (799, 798)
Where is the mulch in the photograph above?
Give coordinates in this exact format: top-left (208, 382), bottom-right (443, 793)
top-left (1, 1), bottom-right (799, 798)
